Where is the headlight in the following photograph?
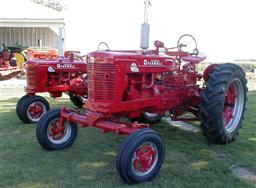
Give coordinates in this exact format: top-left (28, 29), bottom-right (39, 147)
top-left (48, 66), bottom-right (55, 72)
top-left (89, 57), bottom-right (95, 63)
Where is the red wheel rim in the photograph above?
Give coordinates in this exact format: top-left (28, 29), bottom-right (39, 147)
top-left (224, 83), bottom-right (236, 127)
top-left (47, 118), bottom-right (71, 144)
top-left (131, 142), bottom-right (158, 176)
top-left (27, 102), bottom-right (46, 122)
top-left (223, 78), bottom-right (244, 133)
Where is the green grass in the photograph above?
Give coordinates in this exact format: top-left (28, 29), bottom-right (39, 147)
top-left (0, 88), bottom-right (256, 188)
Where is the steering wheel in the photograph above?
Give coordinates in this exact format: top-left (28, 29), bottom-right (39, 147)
top-left (177, 34), bottom-right (199, 56)
top-left (97, 42), bottom-right (110, 51)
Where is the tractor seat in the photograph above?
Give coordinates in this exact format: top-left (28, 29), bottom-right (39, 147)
top-left (181, 55), bottom-right (206, 64)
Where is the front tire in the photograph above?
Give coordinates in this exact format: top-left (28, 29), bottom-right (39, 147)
top-left (200, 63), bottom-right (247, 144)
top-left (19, 96), bottom-right (50, 123)
top-left (117, 129), bottom-right (165, 184)
top-left (16, 94), bottom-right (29, 122)
top-left (36, 109), bottom-right (78, 150)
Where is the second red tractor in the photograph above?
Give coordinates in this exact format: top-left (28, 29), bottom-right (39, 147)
top-left (16, 53), bottom-right (87, 123)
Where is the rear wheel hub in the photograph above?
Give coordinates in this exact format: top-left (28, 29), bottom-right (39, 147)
top-left (223, 78), bottom-right (244, 133)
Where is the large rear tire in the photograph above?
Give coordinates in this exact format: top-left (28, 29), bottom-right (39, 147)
top-left (36, 109), bottom-right (78, 150)
top-left (200, 63), bottom-right (247, 144)
top-left (117, 129), bottom-right (165, 184)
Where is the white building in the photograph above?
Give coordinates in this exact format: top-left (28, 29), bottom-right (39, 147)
top-left (0, 0), bottom-right (65, 53)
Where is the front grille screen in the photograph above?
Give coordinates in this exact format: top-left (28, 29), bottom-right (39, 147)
top-left (87, 63), bottom-right (116, 101)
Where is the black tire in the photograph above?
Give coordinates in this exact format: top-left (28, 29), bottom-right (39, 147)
top-left (68, 93), bottom-right (84, 108)
top-left (36, 108), bottom-right (78, 150)
top-left (200, 63), bottom-right (247, 144)
top-left (117, 128), bottom-right (165, 184)
top-left (16, 94), bottom-right (29, 122)
top-left (141, 112), bottom-right (162, 124)
top-left (19, 96), bottom-right (50, 123)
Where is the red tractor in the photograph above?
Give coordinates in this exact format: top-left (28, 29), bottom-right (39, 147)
top-left (27, 48), bottom-right (58, 60)
top-left (16, 53), bottom-right (87, 123)
top-left (35, 1), bottom-right (247, 184)
top-left (36, 35), bottom-right (247, 183)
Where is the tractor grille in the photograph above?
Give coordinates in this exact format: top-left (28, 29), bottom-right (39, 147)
top-left (26, 63), bottom-right (37, 86)
top-left (87, 63), bottom-right (116, 101)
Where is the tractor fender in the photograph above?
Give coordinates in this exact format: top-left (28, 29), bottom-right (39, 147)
top-left (203, 63), bottom-right (218, 81)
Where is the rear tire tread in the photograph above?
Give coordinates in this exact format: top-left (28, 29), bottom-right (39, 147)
top-left (200, 63), bottom-right (247, 144)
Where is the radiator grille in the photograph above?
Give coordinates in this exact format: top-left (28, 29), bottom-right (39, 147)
top-left (26, 63), bottom-right (37, 86)
top-left (87, 63), bottom-right (116, 101)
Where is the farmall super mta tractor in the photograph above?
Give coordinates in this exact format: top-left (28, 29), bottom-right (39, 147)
top-left (36, 1), bottom-right (247, 184)
top-left (16, 52), bottom-right (87, 123)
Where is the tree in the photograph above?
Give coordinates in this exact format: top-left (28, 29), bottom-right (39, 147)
top-left (30, 0), bottom-right (67, 12)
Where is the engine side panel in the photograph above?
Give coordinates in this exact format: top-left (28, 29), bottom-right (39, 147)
top-left (25, 59), bottom-right (87, 95)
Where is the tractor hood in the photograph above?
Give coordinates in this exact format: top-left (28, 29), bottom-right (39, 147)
top-left (26, 58), bottom-right (87, 70)
top-left (88, 50), bottom-right (177, 73)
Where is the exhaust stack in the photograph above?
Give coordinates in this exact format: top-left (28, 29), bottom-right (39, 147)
top-left (140, 0), bottom-right (151, 51)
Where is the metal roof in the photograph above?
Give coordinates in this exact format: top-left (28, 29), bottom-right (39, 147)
top-left (0, 0), bottom-right (64, 27)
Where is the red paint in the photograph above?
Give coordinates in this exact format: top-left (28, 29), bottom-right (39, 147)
top-left (56, 40), bottom-right (207, 135)
top-left (48, 119), bottom-right (65, 140)
top-left (133, 144), bottom-right (156, 173)
top-left (27, 49), bottom-right (58, 60)
top-left (0, 48), bottom-right (23, 80)
top-left (60, 107), bottom-right (140, 135)
top-left (203, 64), bottom-right (218, 81)
top-left (181, 55), bottom-right (206, 64)
top-left (28, 102), bottom-right (44, 119)
top-left (64, 51), bottom-right (83, 61)
top-left (25, 58), bottom-right (87, 97)
top-left (224, 83), bottom-right (237, 127)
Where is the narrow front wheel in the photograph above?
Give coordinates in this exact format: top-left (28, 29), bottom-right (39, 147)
top-left (18, 96), bottom-right (50, 123)
top-left (36, 109), bottom-right (78, 150)
top-left (117, 129), bottom-right (165, 184)
top-left (16, 94), bottom-right (29, 122)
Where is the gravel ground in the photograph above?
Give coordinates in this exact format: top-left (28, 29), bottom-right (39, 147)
top-left (0, 78), bottom-right (71, 101)
top-left (0, 78), bottom-right (26, 88)
top-left (0, 78), bottom-right (26, 100)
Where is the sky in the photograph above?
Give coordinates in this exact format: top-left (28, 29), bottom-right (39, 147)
top-left (62, 0), bottom-right (256, 62)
